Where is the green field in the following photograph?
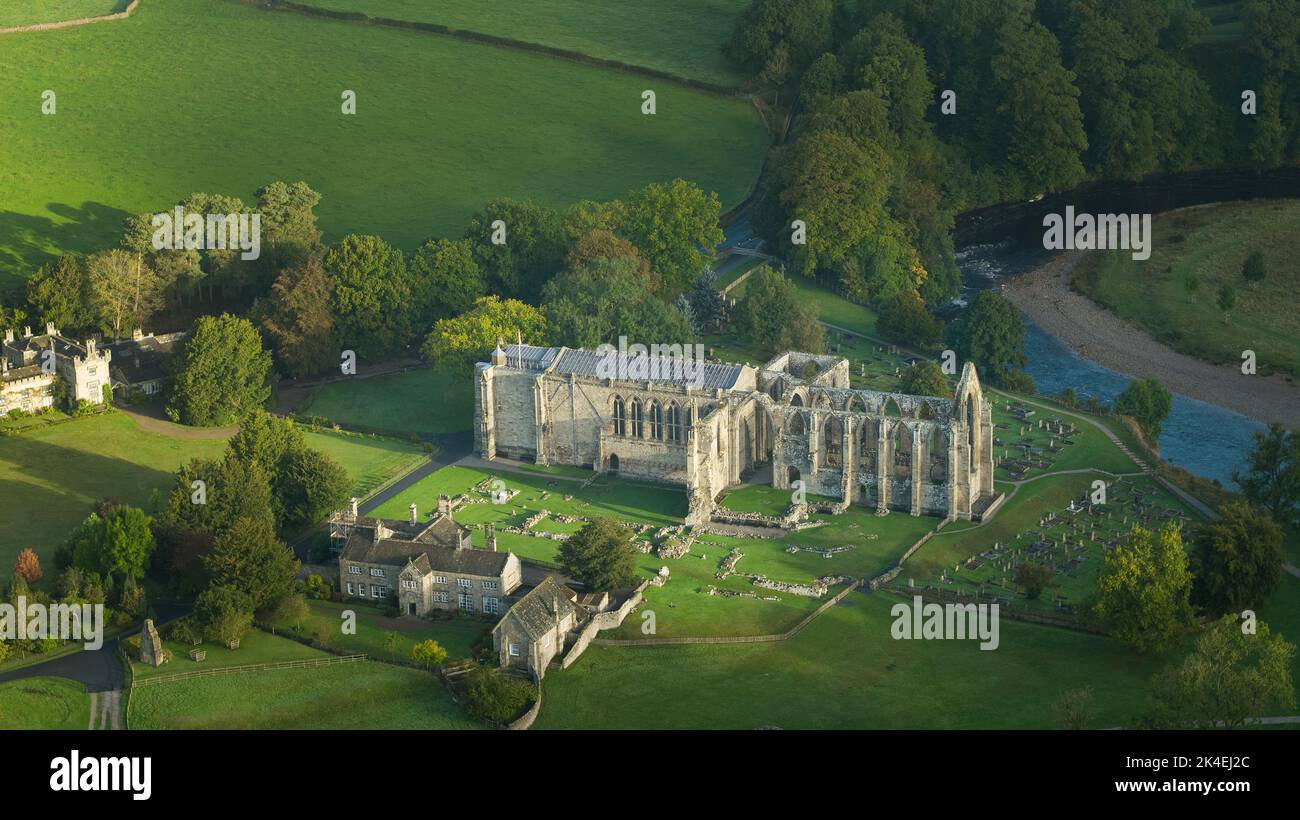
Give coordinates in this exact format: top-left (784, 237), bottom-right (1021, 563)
top-left (263, 599), bottom-right (489, 661)
top-left (535, 591), bottom-right (1164, 729)
top-left (0, 0), bottom-right (767, 288)
top-left (299, 368), bottom-right (475, 437)
top-left (0, 1), bottom-right (128, 27)
top-left (128, 633), bottom-right (477, 729)
top-left (0, 411), bottom-right (423, 566)
top-left (313, 0), bottom-right (750, 85)
top-left (0, 677), bottom-right (90, 729)
top-left (1071, 200), bottom-right (1300, 379)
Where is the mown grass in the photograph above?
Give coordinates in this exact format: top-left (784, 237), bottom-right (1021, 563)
top-left (0, 0), bottom-right (767, 287)
top-left (1070, 200), bottom-right (1300, 379)
top-left (129, 646), bottom-right (477, 729)
top-left (0, 677), bottom-right (89, 730)
top-left (535, 590), bottom-right (1165, 729)
top-left (263, 599), bottom-right (489, 662)
top-left (310, 0), bottom-right (751, 85)
top-left (0, 1), bottom-right (128, 27)
top-left (299, 368), bottom-right (475, 437)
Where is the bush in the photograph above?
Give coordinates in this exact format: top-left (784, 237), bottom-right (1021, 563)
top-left (461, 667), bottom-right (536, 725)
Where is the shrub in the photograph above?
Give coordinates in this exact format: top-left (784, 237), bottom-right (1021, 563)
top-left (461, 667), bottom-right (536, 724)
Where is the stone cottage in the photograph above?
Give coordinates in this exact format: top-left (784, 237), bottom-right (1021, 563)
top-left (492, 576), bottom-right (578, 679)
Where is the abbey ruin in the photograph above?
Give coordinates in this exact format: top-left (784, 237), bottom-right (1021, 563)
top-left (475, 344), bottom-right (1000, 524)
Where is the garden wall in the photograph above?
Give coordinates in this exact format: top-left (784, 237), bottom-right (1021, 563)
top-left (0, 0), bottom-right (140, 34)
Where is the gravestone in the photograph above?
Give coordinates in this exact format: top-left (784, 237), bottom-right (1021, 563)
top-left (139, 619), bottom-right (166, 667)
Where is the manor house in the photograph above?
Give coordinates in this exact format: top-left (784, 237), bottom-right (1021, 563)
top-left (1, 324), bottom-right (112, 416)
top-left (475, 344), bottom-right (999, 523)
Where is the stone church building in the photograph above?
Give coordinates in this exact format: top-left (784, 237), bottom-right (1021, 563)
top-left (475, 344), bottom-right (999, 523)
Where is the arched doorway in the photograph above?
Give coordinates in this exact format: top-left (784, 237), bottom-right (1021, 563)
top-left (608, 453), bottom-right (620, 474)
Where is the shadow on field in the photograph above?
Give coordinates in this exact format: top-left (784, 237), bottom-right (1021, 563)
top-left (0, 201), bottom-right (132, 290)
top-left (1, 437), bottom-right (179, 560)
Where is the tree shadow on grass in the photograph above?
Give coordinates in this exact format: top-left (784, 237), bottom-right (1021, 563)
top-left (0, 436), bottom-right (179, 565)
top-left (0, 202), bottom-right (133, 293)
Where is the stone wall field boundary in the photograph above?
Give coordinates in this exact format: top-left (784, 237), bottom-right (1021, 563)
top-left (561, 579), bottom-right (651, 667)
top-left (592, 578), bottom-right (862, 648)
top-left (0, 0), bottom-right (140, 34)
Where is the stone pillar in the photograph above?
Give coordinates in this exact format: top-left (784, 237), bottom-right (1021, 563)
top-left (842, 415), bottom-right (856, 506)
top-left (532, 376), bottom-right (548, 465)
top-left (876, 419), bottom-right (890, 514)
top-left (808, 410), bottom-right (819, 476)
top-left (139, 619), bottom-right (165, 667)
top-left (911, 426), bottom-right (925, 516)
top-left (478, 369), bottom-right (497, 460)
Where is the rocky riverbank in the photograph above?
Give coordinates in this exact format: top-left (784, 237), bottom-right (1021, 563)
top-left (1003, 251), bottom-right (1300, 428)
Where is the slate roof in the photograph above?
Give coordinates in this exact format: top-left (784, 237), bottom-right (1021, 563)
top-left (497, 343), bottom-right (744, 391)
top-left (106, 335), bottom-right (179, 385)
top-left (339, 515), bottom-right (510, 578)
top-left (494, 576), bottom-right (578, 641)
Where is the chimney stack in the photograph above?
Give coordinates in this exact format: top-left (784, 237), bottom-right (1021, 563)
top-left (485, 522), bottom-right (496, 552)
top-left (409, 503), bottom-right (418, 525)
top-left (348, 497), bottom-right (359, 519)
top-left (45, 322), bottom-right (55, 336)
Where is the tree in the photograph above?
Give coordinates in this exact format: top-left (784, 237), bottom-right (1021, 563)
top-left (461, 667), bottom-right (536, 724)
top-left (777, 301), bottom-right (827, 354)
top-left (557, 518), bottom-right (638, 591)
top-left (1087, 523), bottom-right (1195, 652)
top-left (279, 446), bottom-right (351, 531)
top-left (900, 360), bottom-right (950, 398)
top-left (261, 255), bottom-right (337, 379)
top-left (67, 505), bottom-right (156, 585)
top-left (382, 630), bottom-right (401, 660)
top-left (953, 291), bottom-right (1028, 388)
top-left (1216, 282), bottom-right (1236, 323)
top-left (564, 229), bottom-right (657, 291)
top-left (1233, 423), bottom-right (1300, 525)
top-left (194, 586), bottom-right (254, 649)
top-left (202, 515), bottom-right (298, 610)
top-left (618, 180), bottom-right (724, 295)
top-left (687, 270), bottom-right (727, 333)
top-left (411, 639), bottom-right (448, 669)
top-left (733, 265), bottom-right (808, 356)
top-left (1144, 614), bottom-right (1296, 729)
top-left (1191, 501), bottom-right (1284, 616)
top-left (25, 255), bottom-right (94, 332)
top-left (227, 410), bottom-right (304, 478)
top-left (166, 313), bottom-right (273, 426)
top-left (421, 296), bottom-right (547, 378)
top-left (726, 0), bottom-right (835, 83)
top-left (1241, 249), bottom-right (1266, 287)
top-left (255, 180), bottom-right (322, 261)
top-left (542, 258), bottom-right (691, 350)
top-left (877, 291), bottom-right (942, 347)
top-left (326, 234), bottom-right (413, 359)
top-left (87, 249), bottom-right (165, 339)
top-left (1053, 687), bottom-right (1096, 730)
top-left (408, 238), bottom-right (485, 329)
top-left (12, 548), bottom-right (41, 584)
top-left (464, 199), bottom-right (565, 302)
top-left (1015, 562), bottom-right (1057, 600)
top-left (273, 594), bottom-right (310, 633)
top-left (1114, 377), bottom-right (1172, 441)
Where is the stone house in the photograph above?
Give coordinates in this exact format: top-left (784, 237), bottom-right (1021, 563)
top-left (333, 497), bottom-right (521, 617)
top-left (475, 343), bottom-right (1000, 524)
top-left (491, 576), bottom-right (578, 679)
top-left (105, 329), bottom-right (184, 399)
top-left (1, 324), bottom-right (112, 415)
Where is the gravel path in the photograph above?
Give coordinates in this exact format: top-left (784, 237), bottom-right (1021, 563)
top-left (1004, 251), bottom-right (1300, 427)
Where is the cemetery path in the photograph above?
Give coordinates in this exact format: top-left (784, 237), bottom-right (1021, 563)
top-left (935, 467), bottom-right (1145, 536)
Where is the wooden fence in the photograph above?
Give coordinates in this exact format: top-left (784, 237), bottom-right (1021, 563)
top-left (132, 653), bottom-right (366, 686)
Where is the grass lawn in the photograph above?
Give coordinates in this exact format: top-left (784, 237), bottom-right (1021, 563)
top-left (731, 272), bottom-right (882, 339)
top-left (0, 1), bottom-right (128, 26)
top-left (299, 368), bottom-right (474, 437)
top-left (310, 0), bottom-right (750, 85)
top-left (1071, 200), bottom-right (1300, 379)
top-left (0, 412), bottom-right (227, 566)
top-left (0, 0), bottom-right (767, 287)
top-left (262, 599), bottom-right (489, 662)
top-left (128, 632), bottom-right (477, 729)
top-left (535, 590), bottom-right (1165, 729)
top-left (299, 428), bottom-right (426, 497)
top-left (0, 677), bottom-right (90, 730)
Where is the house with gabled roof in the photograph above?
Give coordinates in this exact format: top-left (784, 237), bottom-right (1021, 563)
top-left (491, 575), bottom-right (578, 679)
top-left (332, 495), bottom-right (521, 618)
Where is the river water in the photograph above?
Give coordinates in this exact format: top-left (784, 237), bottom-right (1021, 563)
top-left (955, 241), bottom-right (1263, 487)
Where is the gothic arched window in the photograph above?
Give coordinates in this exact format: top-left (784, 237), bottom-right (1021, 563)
top-left (649, 401), bottom-right (663, 440)
top-left (666, 403), bottom-right (681, 443)
top-left (788, 410), bottom-right (806, 437)
top-left (631, 398), bottom-right (644, 438)
top-left (824, 416), bottom-right (843, 467)
top-left (612, 397), bottom-right (626, 436)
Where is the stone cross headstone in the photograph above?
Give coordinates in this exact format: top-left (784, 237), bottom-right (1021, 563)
top-left (139, 618), bottom-right (165, 667)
